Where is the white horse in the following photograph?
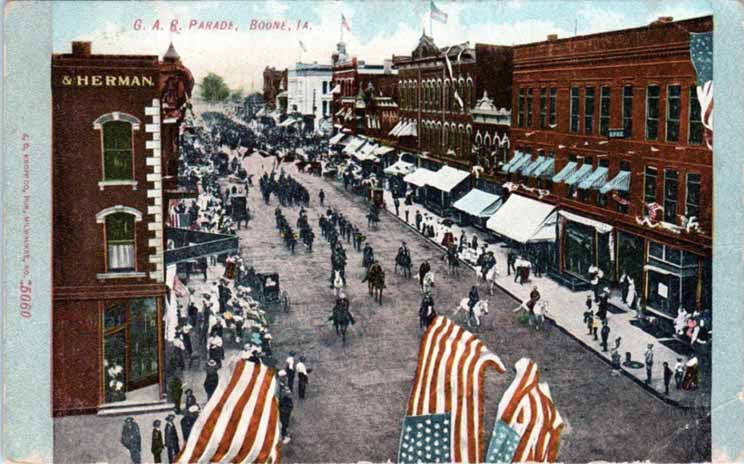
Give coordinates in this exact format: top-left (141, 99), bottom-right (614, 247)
top-left (453, 298), bottom-right (489, 328)
top-left (422, 271), bottom-right (436, 295)
top-left (333, 270), bottom-right (344, 298)
top-left (475, 266), bottom-right (500, 295)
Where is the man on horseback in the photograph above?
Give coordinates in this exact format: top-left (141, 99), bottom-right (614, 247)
top-left (468, 286), bottom-right (480, 320)
top-left (362, 260), bottom-right (385, 304)
top-left (396, 241), bottom-right (412, 278)
top-left (419, 260), bottom-right (431, 289)
top-left (362, 243), bottom-right (375, 270)
top-left (329, 293), bottom-right (355, 343)
top-left (446, 243), bottom-right (460, 275)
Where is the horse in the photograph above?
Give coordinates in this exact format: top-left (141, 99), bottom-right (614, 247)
top-left (329, 302), bottom-right (355, 344)
top-left (475, 265), bottom-right (500, 295)
top-left (363, 262), bottom-right (385, 304)
top-left (332, 270), bottom-right (344, 298)
top-left (367, 209), bottom-right (380, 229)
top-left (422, 271), bottom-right (435, 296)
top-left (453, 298), bottom-right (490, 328)
top-left (395, 249), bottom-right (412, 278)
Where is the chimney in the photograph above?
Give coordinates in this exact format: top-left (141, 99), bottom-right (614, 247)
top-left (71, 41), bottom-right (92, 57)
top-left (547, 34), bottom-right (558, 41)
top-left (650, 16), bottom-right (674, 26)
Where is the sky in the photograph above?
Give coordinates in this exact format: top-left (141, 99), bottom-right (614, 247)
top-left (52, 0), bottom-right (713, 93)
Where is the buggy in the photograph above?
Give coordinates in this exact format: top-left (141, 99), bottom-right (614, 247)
top-left (256, 272), bottom-right (280, 304)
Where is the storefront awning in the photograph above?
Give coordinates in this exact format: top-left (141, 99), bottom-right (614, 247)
top-left (427, 165), bottom-right (470, 193)
top-left (399, 121), bottom-right (417, 137)
top-left (599, 170), bottom-right (631, 194)
top-left (343, 137), bottom-right (367, 155)
top-left (331, 84), bottom-right (341, 94)
top-left (531, 158), bottom-right (555, 178)
top-left (403, 167), bottom-right (438, 187)
top-left (564, 163), bottom-right (593, 186)
top-left (388, 120), bottom-right (405, 136)
top-left (578, 166), bottom-right (609, 190)
top-left (374, 146), bottom-right (395, 156)
top-left (508, 153), bottom-right (531, 173)
top-left (552, 161), bottom-right (577, 183)
top-left (164, 228), bottom-right (239, 264)
top-left (520, 156), bottom-right (545, 176)
top-left (486, 194), bottom-right (557, 243)
top-left (384, 159), bottom-right (416, 176)
top-left (329, 132), bottom-right (347, 145)
top-left (559, 210), bottom-right (613, 233)
top-left (353, 143), bottom-right (379, 162)
top-left (452, 189), bottom-right (503, 217)
top-left (501, 151), bottom-right (525, 173)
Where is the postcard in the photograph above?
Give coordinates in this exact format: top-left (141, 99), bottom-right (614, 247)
top-left (3, 1), bottom-right (744, 463)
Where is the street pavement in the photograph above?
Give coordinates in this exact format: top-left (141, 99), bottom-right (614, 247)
top-left (53, 151), bottom-right (710, 464)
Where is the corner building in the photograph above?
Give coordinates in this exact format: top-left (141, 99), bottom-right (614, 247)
top-left (52, 41), bottom-right (192, 415)
top-left (504, 16), bottom-right (712, 329)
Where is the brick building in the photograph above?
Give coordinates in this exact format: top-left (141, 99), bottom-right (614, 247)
top-left (262, 66), bottom-right (285, 111)
top-left (503, 16), bottom-right (713, 325)
top-left (52, 41), bottom-right (192, 415)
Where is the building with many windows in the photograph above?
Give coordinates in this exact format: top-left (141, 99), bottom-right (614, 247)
top-left (287, 62), bottom-right (333, 132)
top-left (503, 16), bottom-right (712, 328)
top-left (51, 41), bottom-right (193, 415)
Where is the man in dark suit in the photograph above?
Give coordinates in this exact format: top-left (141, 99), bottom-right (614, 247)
top-left (151, 420), bottom-right (164, 464)
top-left (164, 414), bottom-right (180, 463)
top-left (120, 417), bottom-right (142, 464)
top-left (419, 260), bottom-right (431, 289)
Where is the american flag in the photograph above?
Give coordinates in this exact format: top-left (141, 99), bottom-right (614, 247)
top-left (399, 316), bottom-right (505, 463)
top-left (176, 360), bottom-right (281, 463)
top-left (690, 32), bottom-right (713, 148)
top-left (487, 358), bottom-right (564, 463)
top-left (646, 202), bottom-right (664, 223)
top-left (173, 275), bottom-right (189, 299)
top-left (430, 0), bottom-right (448, 24)
top-left (341, 14), bottom-right (351, 32)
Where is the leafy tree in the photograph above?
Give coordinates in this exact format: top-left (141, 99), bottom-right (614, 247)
top-left (200, 72), bottom-right (230, 102)
top-left (230, 89), bottom-right (244, 101)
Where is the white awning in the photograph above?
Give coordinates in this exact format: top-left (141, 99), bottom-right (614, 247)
top-left (388, 120), bottom-right (405, 136)
top-left (486, 194), bottom-right (557, 243)
top-left (353, 143), bottom-right (378, 161)
top-left (564, 163), bottom-right (593, 186)
top-left (335, 108), bottom-right (346, 117)
top-left (331, 84), bottom-right (341, 94)
top-left (384, 159), bottom-right (416, 176)
top-left (600, 170), bottom-right (631, 194)
top-left (452, 189), bottom-right (502, 217)
top-left (343, 136), bottom-right (367, 155)
top-left (426, 165), bottom-right (470, 193)
top-left (374, 146), bottom-right (395, 156)
top-left (278, 118), bottom-right (298, 127)
top-left (579, 166), bottom-right (609, 190)
top-left (552, 161), bottom-right (577, 183)
top-left (329, 132), bottom-right (346, 145)
top-left (397, 121), bottom-right (417, 137)
top-left (559, 210), bottom-right (612, 234)
top-left (403, 167), bottom-right (438, 187)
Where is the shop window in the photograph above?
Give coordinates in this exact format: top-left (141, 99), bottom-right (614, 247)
top-left (103, 121), bottom-right (134, 181)
top-left (584, 87), bottom-right (595, 135)
top-left (517, 88), bottom-right (525, 128)
top-left (526, 88), bottom-right (533, 127)
top-left (570, 87), bottom-right (580, 133)
top-left (689, 86), bottom-right (704, 145)
top-left (685, 173), bottom-right (701, 218)
top-left (322, 81), bottom-right (328, 94)
top-left (106, 212), bottom-right (136, 272)
top-left (665, 247), bottom-right (682, 266)
top-left (644, 166), bottom-right (657, 205)
top-left (564, 221), bottom-right (594, 280)
top-left (599, 86), bottom-right (611, 137)
top-left (649, 241), bottom-right (664, 259)
top-left (622, 85), bottom-right (633, 137)
top-left (539, 88), bottom-right (547, 129)
top-left (549, 88), bottom-right (557, 127)
top-left (666, 85), bottom-right (681, 142)
top-left (646, 85), bottom-right (660, 140)
top-left (663, 169), bottom-right (679, 223)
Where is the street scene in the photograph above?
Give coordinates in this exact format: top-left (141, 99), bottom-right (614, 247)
top-left (49, 1), bottom-right (714, 463)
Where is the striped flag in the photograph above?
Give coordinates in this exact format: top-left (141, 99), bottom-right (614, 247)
top-left (430, 0), bottom-right (448, 24)
top-left (176, 360), bottom-right (281, 463)
top-left (341, 14), bottom-right (351, 32)
top-left (486, 358), bottom-right (564, 463)
top-left (399, 316), bottom-right (506, 463)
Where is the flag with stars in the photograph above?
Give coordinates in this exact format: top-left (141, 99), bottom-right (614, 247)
top-left (399, 316), bottom-right (506, 463)
top-left (690, 31), bottom-right (713, 147)
top-left (489, 358), bottom-right (564, 463)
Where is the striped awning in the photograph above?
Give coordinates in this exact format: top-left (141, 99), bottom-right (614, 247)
top-left (564, 164), bottom-right (594, 186)
top-left (578, 166), bottom-right (609, 190)
top-left (508, 153), bottom-right (531, 173)
top-left (520, 156), bottom-right (545, 177)
top-left (531, 158), bottom-right (555, 178)
top-left (552, 161), bottom-right (577, 183)
top-left (599, 170), bottom-right (631, 194)
top-left (500, 151), bottom-right (525, 173)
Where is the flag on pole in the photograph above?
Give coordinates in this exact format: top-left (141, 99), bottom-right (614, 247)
top-left (398, 316), bottom-right (506, 463)
top-left (690, 31), bottom-right (713, 148)
top-left (176, 360), bottom-right (282, 463)
top-left (299, 40), bottom-right (307, 52)
top-left (341, 14), bottom-right (351, 32)
top-left (485, 358), bottom-right (564, 463)
top-left (430, 0), bottom-right (448, 24)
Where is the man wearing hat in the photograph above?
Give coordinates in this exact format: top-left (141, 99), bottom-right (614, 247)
top-left (285, 352), bottom-right (296, 392)
top-left (296, 356), bottom-right (312, 400)
top-left (181, 404), bottom-right (200, 442)
top-left (164, 414), bottom-right (180, 463)
top-left (204, 359), bottom-right (219, 400)
top-left (120, 417), bottom-right (142, 464)
top-left (278, 387), bottom-right (294, 445)
top-left (644, 344), bottom-right (654, 385)
top-left (151, 420), bottom-right (164, 463)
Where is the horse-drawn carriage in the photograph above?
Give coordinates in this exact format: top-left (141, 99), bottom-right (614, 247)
top-left (256, 272), bottom-right (280, 304)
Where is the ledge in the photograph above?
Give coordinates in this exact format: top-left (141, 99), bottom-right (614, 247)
top-left (98, 180), bottom-right (138, 191)
top-left (96, 271), bottom-right (147, 280)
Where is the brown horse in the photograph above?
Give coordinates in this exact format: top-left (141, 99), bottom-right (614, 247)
top-left (363, 261), bottom-right (386, 304)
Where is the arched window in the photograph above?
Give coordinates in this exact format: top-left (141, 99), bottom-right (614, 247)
top-left (483, 133), bottom-right (491, 147)
top-left (443, 123), bottom-right (449, 149)
top-left (94, 113), bottom-right (140, 183)
top-left (97, 209), bottom-right (142, 272)
top-left (414, 81), bottom-right (419, 108)
top-left (443, 80), bottom-right (450, 113)
top-left (466, 125), bottom-right (472, 157)
top-left (466, 76), bottom-right (474, 110)
top-left (436, 79), bottom-right (442, 110)
top-left (450, 125), bottom-right (457, 152)
top-left (436, 122), bottom-right (442, 150)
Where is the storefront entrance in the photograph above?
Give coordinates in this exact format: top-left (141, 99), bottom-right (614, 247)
top-left (102, 298), bottom-right (160, 403)
top-left (564, 221), bottom-right (594, 280)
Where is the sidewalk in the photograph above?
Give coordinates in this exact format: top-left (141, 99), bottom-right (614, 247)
top-left (380, 189), bottom-right (708, 409)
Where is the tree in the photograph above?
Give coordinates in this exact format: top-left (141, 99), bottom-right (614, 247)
top-left (200, 72), bottom-right (230, 102)
top-left (230, 89), bottom-right (244, 101)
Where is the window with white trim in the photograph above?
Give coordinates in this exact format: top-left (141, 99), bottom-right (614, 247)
top-left (106, 212), bottom-right (136, 272)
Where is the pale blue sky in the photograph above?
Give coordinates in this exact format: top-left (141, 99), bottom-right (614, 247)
top-left (52, 0), bottom-right (713, 91)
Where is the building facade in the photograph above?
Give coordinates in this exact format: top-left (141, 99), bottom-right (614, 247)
top-left (52, 41), bottom-right (192, 415)
top-left (287, 62), bottom-right (333, 132)
top-left (505, 16), bottom-right (713, 325)
top-left (391, 33), bottom-right (513, 179)
top-left (262, 66), bottom-right (285, 111)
